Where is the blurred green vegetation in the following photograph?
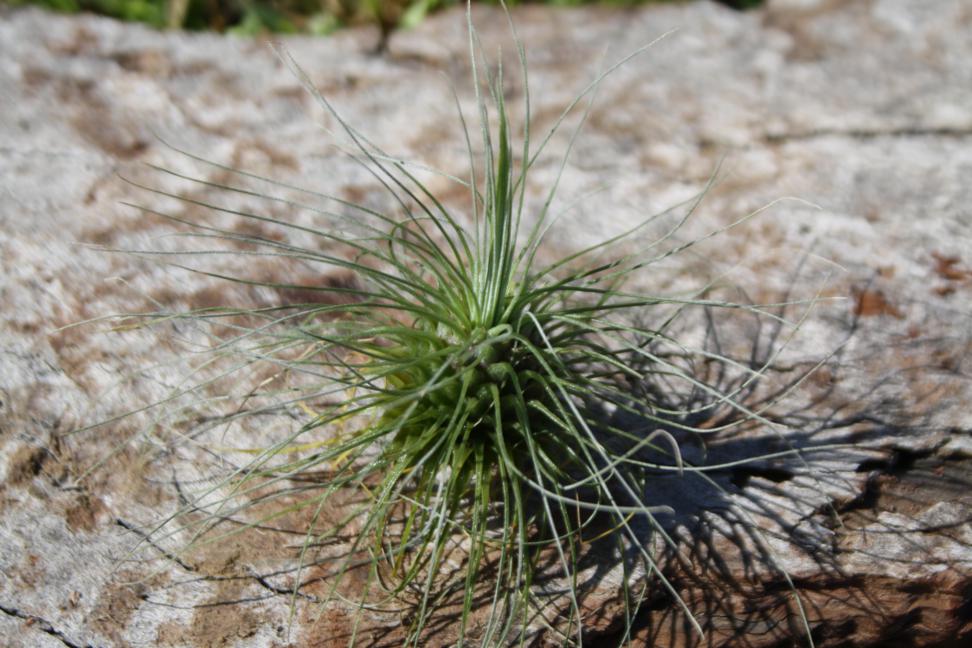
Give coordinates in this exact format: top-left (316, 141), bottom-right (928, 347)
top-left (7, 0), bottom-right (763, 35)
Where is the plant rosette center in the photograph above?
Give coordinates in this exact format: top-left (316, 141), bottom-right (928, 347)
top-left (379, 315), bottom-right (544, 466)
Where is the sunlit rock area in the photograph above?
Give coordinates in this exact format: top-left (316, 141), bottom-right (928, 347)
top-left (1, 0), bottom-right (970, 645)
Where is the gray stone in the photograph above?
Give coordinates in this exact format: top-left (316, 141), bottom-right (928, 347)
top-left (1, 1), bottom-right (970, 645)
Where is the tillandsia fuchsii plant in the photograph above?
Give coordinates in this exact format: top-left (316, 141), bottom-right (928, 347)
top-left (117, 6), bottom-right (826, 647)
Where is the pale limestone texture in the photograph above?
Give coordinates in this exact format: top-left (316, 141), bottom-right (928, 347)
top-left (1, 1), bottom-right (970, 646)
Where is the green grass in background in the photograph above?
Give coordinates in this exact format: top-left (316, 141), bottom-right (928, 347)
top-left (6, 0), bottom-right (764, 35)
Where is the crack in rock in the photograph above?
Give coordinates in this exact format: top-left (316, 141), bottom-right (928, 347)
top-left (765, 126), bottom-right (972, 143)
top-left (0, 602), bottom-right (94, 648)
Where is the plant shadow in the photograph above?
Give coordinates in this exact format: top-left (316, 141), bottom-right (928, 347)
top-left (524, 288), bottom-right (972, 647)
top-left (122, 277), bottom-right (971, 648)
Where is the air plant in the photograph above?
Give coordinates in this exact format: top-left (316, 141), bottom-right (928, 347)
top-left (116, 5), bottom-right (824, 646)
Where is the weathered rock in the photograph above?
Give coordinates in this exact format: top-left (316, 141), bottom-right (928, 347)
top-left (1, 0), bottom-right (970, 646)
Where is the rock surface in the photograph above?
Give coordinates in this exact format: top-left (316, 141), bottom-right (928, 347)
top-left (1, 0), bottom-right (971, 646)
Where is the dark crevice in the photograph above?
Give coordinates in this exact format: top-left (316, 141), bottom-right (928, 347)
top-left (714, 0), bottom-right (765, 9)
top-left (0, 602), bottom-right (94, 648)
top-left (832, 472), bottom-right (881, 516)
top-left (115, 517), bottom-right (196, 572)
top-left (855, 446), bottom-right (937, 476)
top-left (765, 126), bottom-right (972, 142)
top-left (729, 464), bottom-right (794, 489)
top-left (247, 569), bottom-right (320, 602)
top-left (955, 579), bottom-right (972, 624)
top-left (764, 574), bottom-right (865, 593)
top-left (116, 518), bottom-right (322, 604)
